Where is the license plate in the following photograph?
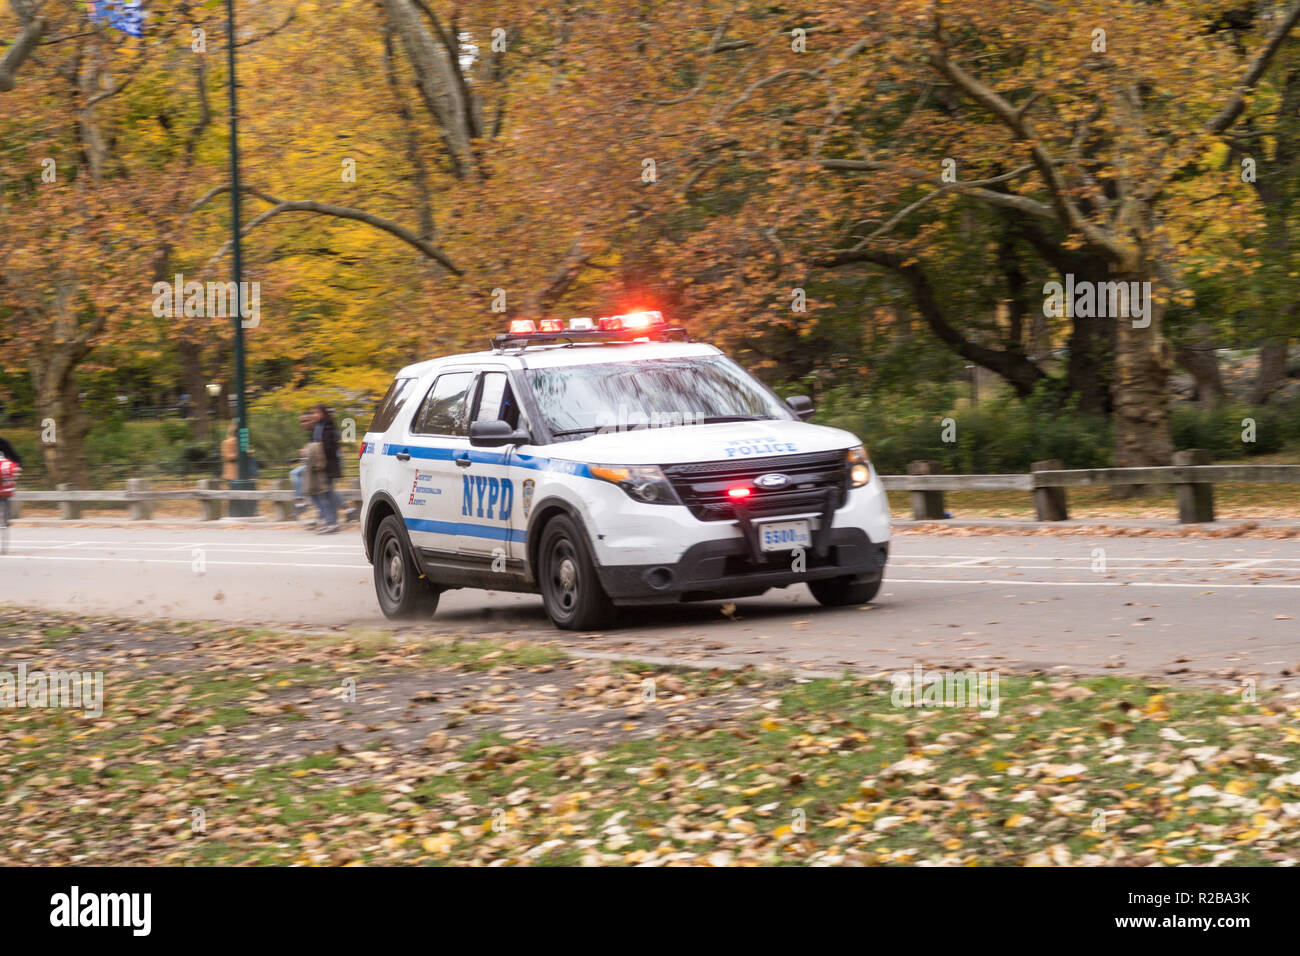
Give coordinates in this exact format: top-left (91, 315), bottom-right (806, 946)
top-left (758, 519), bottom-right (811, 552)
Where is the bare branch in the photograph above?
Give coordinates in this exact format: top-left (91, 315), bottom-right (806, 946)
top-left (819, 157), bottom-right (1056, 220)
top-left (1206, 0), bottom-right (1300, 135)
top-left (0, 13), bottom-right (45, 93)
top-left (927, 47), bottom-right (1132, 264)
top-left (191, 185), bottom-right (462, 275)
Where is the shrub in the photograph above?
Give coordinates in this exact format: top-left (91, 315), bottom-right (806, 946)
top-left (814, 387), bottom-right (1113, 474)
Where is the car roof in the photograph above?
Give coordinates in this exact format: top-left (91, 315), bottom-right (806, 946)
top-left (394, 340), bottom-right (721, 378)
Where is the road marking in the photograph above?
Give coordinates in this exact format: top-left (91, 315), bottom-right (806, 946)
top-left (0, 554), bottom-right (370, 570)
top-left (887, 577), bottom-right (1300, 589)
top-left (899, 553), bottom-right (1300, 564)
top-left (890, 561), bottom-right (1300, 574)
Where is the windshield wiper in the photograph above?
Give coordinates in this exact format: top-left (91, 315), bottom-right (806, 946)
top-left (549, 427), bottom-right (602, 437)
top-left (697, 415), bottom-right (769, 424)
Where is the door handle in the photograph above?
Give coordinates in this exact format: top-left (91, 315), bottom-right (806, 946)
top-left (396, 451), bottom-right (411, 461)
top-left (455, 453), bottom-right (472, 468)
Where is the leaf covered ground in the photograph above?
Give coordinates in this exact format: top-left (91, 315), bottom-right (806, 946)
top-left (1, 608), bottom-right (1297, 866)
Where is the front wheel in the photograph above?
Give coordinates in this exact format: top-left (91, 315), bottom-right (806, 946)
top-left (373, 515), bottom-right (439, 619)
top-left (538, 515), bottom-right (616, 630)
top-left (808, 574), bottom-right (882, 607)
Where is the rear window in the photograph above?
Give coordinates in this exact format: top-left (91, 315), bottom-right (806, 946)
top-left (368, 377), bottom-right (417, 434)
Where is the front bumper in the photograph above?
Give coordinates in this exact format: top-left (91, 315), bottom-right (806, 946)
top-left (595, 528), bottom-right (888, 605)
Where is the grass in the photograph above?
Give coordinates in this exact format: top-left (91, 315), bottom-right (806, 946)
top-left (2, 609), bottom-right (1297, 866)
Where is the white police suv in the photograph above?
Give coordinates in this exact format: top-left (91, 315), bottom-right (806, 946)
top-left (359, 311), bottom-right (890, 629)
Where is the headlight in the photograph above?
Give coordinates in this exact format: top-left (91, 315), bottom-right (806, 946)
top-left (846, 446), bottom-right (871, 487)
top-left (589, 464), bottom-right (680, 505)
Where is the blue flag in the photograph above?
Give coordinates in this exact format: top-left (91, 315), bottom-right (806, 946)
top-left (87, 1), bottom-right (146, 38)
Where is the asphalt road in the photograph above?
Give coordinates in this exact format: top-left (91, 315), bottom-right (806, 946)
top-left (2, 524), bottom-right (1298, 683)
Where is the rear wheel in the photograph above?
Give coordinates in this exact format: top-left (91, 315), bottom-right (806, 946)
top-left (373, 515), bottom-right (439, 619)
top-left (808, 574), bottom-right (881, 607)
top-left (538, 515), bottom-right (615, 630)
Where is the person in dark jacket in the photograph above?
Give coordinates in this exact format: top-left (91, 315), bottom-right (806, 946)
top-left (309, 405), bottom-right (341, 533)
top-left (0, 436), bottom-right (23, 467)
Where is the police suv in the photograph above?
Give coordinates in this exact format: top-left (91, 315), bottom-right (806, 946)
top-left (359, 311), bottom-right (890, 629)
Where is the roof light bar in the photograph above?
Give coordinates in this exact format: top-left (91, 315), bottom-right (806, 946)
top-left (491, 311), bottom-right (686, 349)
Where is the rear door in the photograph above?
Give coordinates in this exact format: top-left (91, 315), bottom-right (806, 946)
top-left (362, 374), bottom-right (419, 520)
top-left (400, 367), bottom-right (476, 555)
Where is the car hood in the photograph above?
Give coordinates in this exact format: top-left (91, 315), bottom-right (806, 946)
top-left (538, 419), bottom-right (860, 466)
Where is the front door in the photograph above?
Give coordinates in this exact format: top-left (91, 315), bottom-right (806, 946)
top-left (401, 368), bottom-right (475, 555)
top-left (454, 369), bottom-right (525, 563)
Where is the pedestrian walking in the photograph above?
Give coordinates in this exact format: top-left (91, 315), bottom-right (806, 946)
top-left (307, 404), bottom-right (341, 534)
top-left (221, 424), bottom-right (239, 483)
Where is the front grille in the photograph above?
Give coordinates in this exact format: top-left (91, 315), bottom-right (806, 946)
top-left (663, 450), bottom-right (848, 521)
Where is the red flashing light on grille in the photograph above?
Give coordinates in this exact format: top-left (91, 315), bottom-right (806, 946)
top-left (727, 487), bottom-right (752, 499)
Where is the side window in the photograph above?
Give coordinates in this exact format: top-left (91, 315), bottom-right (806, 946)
top-left (368, 377), bottom-right (416, 433)
top-left (412, 372), bottom-right (474, 436)
top-left (473, 372), bottom-right (506, 423)
top-left (472, 372), bottom-right (523, 429)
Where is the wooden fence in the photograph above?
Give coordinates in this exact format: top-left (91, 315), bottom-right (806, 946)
top-left (880, 451), bottom-right (1300, 523)
top-left (13, 478), bottom-right (362, 521)
top-left (10, 450), bottom-right (1300, 524)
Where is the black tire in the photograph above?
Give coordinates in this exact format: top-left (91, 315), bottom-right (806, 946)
top-left (373, 515), bottom-right (440, 619)
top-left (538, 514), bottom-right (616, 630)
top-left (808, 574), bottom-right (882, 607)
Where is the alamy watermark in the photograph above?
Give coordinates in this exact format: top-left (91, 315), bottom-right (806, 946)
top-left (593, 404), bottom-right (704, 433)
top-left (1043, 273), bottom-right (1151, 328)
top-left (890, 664), bottom-right (1000, 717)
top-left (1, 663), bottom-right (103, 717)
top-left (151, 273), bottom-right (260, 328)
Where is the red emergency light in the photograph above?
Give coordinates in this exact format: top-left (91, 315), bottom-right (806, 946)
top-left (598, 310), bottom-right (665, 332)
top-left (726, 486), bottom-right (752, 499)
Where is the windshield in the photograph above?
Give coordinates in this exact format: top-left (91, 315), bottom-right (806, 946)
top-left (525, 355), bottom-right (792, 437)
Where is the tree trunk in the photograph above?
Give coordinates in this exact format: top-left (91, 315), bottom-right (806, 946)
top-left (1112, 275), bottom-right (1174, 482)
top-left (31, 347), bottom-right (92, 488)
top-left (1175, 323), bottom-right (1224, 404)
top-left (381, 0), bottom-right (478, 179)
top-left (1248, 334), bottom-right (1291, 404)
top-left (177, 338), bottom-right (210, 439)
top-left (1066, 309), bottom-right (1115, 416)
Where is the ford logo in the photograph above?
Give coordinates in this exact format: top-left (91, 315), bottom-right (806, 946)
top-left (754, 473), bottom-right (789, 489)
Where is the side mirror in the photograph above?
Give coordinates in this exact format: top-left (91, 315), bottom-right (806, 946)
top-left (785, 394), bottom-right (815, 421)
top-left (469, 419), bottom-right (531, 447)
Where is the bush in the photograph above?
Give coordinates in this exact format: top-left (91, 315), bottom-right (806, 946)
top-left (1171, 401), bottom-right (1293, 457)
top-left (814, 386), bottom-right (1113, 474)
top-left (815, 387), bottom-right (1300, 475)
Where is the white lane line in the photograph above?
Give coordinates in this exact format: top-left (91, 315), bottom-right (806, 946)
top-left (899, 556), bottom-right (1300, 564)
top-left (890, 562), bottom-right (1300, 574)
top-left (0, 554), bottom-right (369, 570)
top-left (15, 543), bottom-right (360, 555)
top-left (887, 576), bottom-right (1300, 589)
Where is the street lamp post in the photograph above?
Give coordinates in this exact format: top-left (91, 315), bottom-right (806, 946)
top-left (225, 0), bottom-right (256, 516)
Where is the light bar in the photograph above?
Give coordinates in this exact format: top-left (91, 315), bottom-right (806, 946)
top-left (493, 310), bottom-right (684, 348)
